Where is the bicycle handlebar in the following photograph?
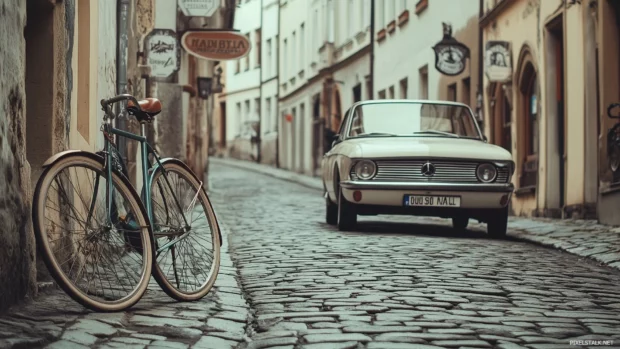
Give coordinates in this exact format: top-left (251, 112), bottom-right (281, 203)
top-left (100, 94), bottom-right (140, 118)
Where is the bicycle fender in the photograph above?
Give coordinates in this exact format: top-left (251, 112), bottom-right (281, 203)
top-left (42, 150), bottom-right (104, 168)
top-left (150, 158), bottom-right (223, 247)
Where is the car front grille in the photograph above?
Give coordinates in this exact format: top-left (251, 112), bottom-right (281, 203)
top-left (350, 159), bottom-right (511, 183)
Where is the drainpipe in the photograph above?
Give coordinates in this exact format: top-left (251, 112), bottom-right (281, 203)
top-left (116, 0), bottom-right (130, 159)
top-left (275, 0), bottom-right (281, 168)
top-left (369, 0), bottom-right (375, 99)
top-left (257, 0), bottom-right (264, 163)
top-left (478, 0), bottom-right (484, 125)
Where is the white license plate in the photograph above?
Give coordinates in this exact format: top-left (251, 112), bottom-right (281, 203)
top-left (404, 195), bottom-right (461, 207)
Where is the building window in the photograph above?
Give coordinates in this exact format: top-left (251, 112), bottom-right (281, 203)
top-left (348, 0), bottom-right (355, 37)
top-left (312, 9), bottom-right (319, 53)
top-left (292, 31), bottom-right (297, 76)
top-left (378, 89), bottom-right (386, 99)
top-left (254, 98), bottom-right (261, 128)
top-left (300, 23), bottom-right (305, 72)
top-left (265, 97), bottom-right (271, 132)
top-left (244, 100), bottom-right (251, 127)
top-left (387, 0), bottom-right (395, 22)
top-left (399, 78), bottom-right (408, 99)
top-left (327, 0), bottom-right (335, 42)
top-left (283, 38), bottom-right (288, 79)
top-left (388, 85), bottom-right (395, 99)
top-left (461, 77), bottom-right (471, 106)
top-left (448, 83), bottom-right (457, 101)
top-left (235, 59), bottom-right (240, 74)
top-left (236, 102), bottom-right (242, 135)
top-left (366, 79), bottom-right (372, 99)
top-left (419, 65), bottom-right (428, 99)
top-left (266, 38), bottom-right (272, 78)
top-left (255, 29), bottom-right (261, 67)
top-left (377, 0), bottom-right (385, 28)
top-left (245, 32), bottom-right (250, 70)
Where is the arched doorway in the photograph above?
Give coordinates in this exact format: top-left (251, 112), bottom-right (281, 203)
top-left (332, 88), bottom-right (343, 132)
top-left (515, 46), bottom-right (540, 194)
top-left (491, 83), bottom-right (512, 152)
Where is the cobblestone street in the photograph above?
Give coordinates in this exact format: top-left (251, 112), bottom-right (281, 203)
top-left (2, 162), bottom-right (620, 349)
top-left (210, 162), bottom-right (620, 349)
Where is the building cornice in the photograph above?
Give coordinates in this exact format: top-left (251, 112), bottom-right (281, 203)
top-left (479, 0), bottom-right (517, 28)
top-left (217, 85), bottom-right (261, 98)
top-left (278, 45), bottom-right (371, 103)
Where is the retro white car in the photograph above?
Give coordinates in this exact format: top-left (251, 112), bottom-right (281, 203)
top-left (321, 99), bottom-right (515, 238)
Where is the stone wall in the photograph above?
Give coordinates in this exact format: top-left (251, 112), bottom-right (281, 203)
top-left (0, 0), bottom-right (37, 311)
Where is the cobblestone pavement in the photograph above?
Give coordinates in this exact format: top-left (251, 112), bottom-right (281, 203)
top-left (0, 222), bottom-right (251, 349)
top-left (208, 161), bottom-right (620, 349)
top-left (210, 157), bottom-right (620, 272)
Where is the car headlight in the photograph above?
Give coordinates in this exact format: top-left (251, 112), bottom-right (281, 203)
top-left (354, 160), bottom-right (377, 180)
top-left (476, 163), bottom-right (497, 183)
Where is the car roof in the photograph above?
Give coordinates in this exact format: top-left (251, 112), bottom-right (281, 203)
top-left (350, 99), bottom-right (471, 108)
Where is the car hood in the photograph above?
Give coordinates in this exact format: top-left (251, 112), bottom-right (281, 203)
top-left (345, 136), bottom-right (512, 161)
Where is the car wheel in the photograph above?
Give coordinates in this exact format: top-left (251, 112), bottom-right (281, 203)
top-left (326, 193), bottom-right (338, 225)
top-left (337, 186), bottom-right (357, 231)
top-left (452, 216), bottom-right (469, 230)
top-left (487, 207), bottom-right (508, 238)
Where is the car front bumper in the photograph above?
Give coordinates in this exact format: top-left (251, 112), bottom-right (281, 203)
top-left (340, 180), bottom-right (514, 209)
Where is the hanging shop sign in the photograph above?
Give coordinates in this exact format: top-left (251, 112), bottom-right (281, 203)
top-left (144, 29), bottom-right (181, 80)
top-left (485, 41), bottom-right (513, 82)
top-left (432, 23), bottom-right (470, 76)
top-left (181, 31), bottom-right (251, 61)
top-left (178, 0), bottom-right (220, 17)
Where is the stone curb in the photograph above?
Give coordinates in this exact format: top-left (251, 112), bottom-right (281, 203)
top-left (209, 156), bottom-right (620, 273)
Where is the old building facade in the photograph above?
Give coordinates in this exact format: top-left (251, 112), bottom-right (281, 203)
top-left (0, 0), bottom-right (233, 311)
top-left (479, 0), bottom-right (608, 220)
top-left (373, 0), bottom-right (481, 115)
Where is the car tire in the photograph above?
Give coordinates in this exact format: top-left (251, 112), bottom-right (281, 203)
top-left (452, 216), bottom-right (469, 230)
top-left (337, 186), bottom-right (357, 231)
top-left (487, 207), bottom-right (508, 238)
top-left (326, 193), bottom-right (338, 225)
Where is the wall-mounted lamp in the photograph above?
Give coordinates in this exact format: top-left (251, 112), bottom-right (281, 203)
top-left (197, 77), bottom-right (212, 99)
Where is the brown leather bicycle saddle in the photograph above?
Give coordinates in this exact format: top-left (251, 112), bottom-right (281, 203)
top-left (127, 98), bottom-right (162, 122)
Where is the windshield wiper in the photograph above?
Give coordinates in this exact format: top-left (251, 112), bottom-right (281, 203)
top-left (351, 132), bottom-right (397, 138)
top-left (413, 130), bottom-right (460, 138)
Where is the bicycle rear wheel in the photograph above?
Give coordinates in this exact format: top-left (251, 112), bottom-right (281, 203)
top-left (150, 160), bottom-right (221, 301)
top-left (32, 154), bottom-right (153, 312)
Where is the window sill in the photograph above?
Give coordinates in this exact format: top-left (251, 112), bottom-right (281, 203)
top-left (398, 10), bottom-right (410, 26)
top-left (376, 28), bottom-right (386, 42)
top-left (415, 0), bottom-right (428, 15)
top-left (600, 182), bottom-right (620, 195)
top-left (387, 20), bottom-right (396, 34)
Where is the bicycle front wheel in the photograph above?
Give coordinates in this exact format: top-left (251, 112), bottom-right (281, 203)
top-left (32, 154), bottom-right (154, 312)
top-left (150, 160), bottom-right (221, 301)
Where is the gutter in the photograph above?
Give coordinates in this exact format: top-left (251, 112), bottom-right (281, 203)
top-left (478, 0), bottom-right (484, 124)
top-left (116, 0), bottom-right (130, 159)
top-left (369, 0), bottom-right (375, 99)
top-left (275, 0), bottom-right (281, 168)
top-left (257, 0), bottom-right (264, 163)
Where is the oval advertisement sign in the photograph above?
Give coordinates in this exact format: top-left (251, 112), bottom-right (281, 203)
top-left (181, 31), bottom-right (251, 61)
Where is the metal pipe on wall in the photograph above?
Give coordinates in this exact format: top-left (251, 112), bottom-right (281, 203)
top-left (369, 0), bottom-right (375, 99)
top-left (257, 0), bottom-right (264, 163)
top-left (275, 0), bottom-right (281, 168)
top-left (116, 0), bottom-right (130, 160)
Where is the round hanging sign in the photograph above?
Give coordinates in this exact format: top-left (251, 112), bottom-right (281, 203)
top-left (181, 31), bottom-right (251, 61)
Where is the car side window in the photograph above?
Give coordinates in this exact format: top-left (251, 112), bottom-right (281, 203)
top-left (337, 109), bottom-right (350, 140)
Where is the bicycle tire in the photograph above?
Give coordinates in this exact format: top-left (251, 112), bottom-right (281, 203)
top-left (32, 153), bottom-right (154, 312)
top-left (149, 160), bottom-right (221, 301)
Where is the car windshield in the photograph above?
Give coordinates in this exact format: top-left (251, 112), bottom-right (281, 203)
top-left (346, 102), bottom-right (482, 139)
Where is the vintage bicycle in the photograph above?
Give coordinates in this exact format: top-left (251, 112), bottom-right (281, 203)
top-left (32, 94), bottom-right (221, 312)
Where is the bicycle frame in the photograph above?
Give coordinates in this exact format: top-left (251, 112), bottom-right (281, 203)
top-left (95, 121), bottom-right (193, 255)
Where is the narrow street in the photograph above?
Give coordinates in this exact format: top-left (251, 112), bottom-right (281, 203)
top-left (209, 162), bottom-right (620, 349)
top-left (1, 162), bottom-right (620, 349)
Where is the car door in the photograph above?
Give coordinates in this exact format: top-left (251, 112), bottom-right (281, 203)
top-left (323, 109), bottom-right (351, 199)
